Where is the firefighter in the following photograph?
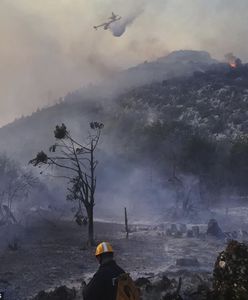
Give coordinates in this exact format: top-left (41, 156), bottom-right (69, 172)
top-left (83, 242), bottom-right (125, 300)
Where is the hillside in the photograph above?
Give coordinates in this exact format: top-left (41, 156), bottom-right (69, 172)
top-left (111, 50), bottom-right (217, 89)
top-left (112, 62), bottom-right (248, 202)
top-left (0, 50), bottom-right (247, 212)
top-left (0, 50), bottom-right (218, 160)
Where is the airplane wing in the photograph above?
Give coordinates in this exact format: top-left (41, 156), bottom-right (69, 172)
top-left (94, 22), bottom-right (107, 29)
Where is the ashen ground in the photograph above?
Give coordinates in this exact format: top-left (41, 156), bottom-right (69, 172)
top-left (0, 220), bottom-right (225, 300)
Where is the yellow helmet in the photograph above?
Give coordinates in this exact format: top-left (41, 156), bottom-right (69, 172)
top-left (95, 242), bottom-right (114, 256)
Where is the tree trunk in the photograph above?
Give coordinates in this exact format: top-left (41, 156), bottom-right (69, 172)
top-left (124, 207), bottom-right (129, 239)
top-left (87, 141), bottom-right (95, 246)
top-left (87, 205), bottom-right (94, 246)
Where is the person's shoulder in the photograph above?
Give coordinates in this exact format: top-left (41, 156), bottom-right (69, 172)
top-left (115, 263), bottom-right (126, 273)
top-left (98, 260), bottom-right (124, 274)
top-left (113, 261), bottom-right (126, 274)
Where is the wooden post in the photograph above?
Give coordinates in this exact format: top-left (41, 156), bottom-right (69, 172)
top-left (124, 207), bottom-right (129, 239)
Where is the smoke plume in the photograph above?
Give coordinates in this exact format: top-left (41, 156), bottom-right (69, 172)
top-left (1, 0), bottom-right (248, 126)
top-left (109, 9), bottom-right (143, 37)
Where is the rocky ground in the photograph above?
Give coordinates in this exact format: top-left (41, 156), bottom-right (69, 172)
top-left (1, 217), bottom-right (240, 300)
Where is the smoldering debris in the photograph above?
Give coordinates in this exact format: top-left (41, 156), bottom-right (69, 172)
top-left (1, 216), bottom-right (248, 300)
top-left (31, 286), bottom-right (77, 300)
top-left (30, 241), bottom-right (248, 300)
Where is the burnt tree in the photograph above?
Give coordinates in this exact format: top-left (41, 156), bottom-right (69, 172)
top-left (29, 122), bottom-right (104, 245)
top-left (0, 154), bottom-right (37, 225)
top-left (124, 207), bottom-right (129, 239)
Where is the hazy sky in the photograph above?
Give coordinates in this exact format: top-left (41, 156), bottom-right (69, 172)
top-left (0, 0), bottom-right (248, 127)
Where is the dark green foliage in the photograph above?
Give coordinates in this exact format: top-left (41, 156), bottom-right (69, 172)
top-left (116, 82), bottom-right (248, 198)
top-left (90, 122), bottom-right (104, 130)
top-left (54, 123), bottom-right (67, 139)
top-left (213, 240), bottom-right (248, 300)
top-left (29, 151), bottom-right (48, 166)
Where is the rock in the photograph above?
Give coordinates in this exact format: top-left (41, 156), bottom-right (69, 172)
top-left (156, 275), bottom-right (172, 291)
top-left (32, 286), bottom-right (76, 300)
top-left (187, 230), bottom-right (193, 237)
top-left (198, 233), bottom-right (206, 240)
top-left (206, 219), bottom-right (224, 239)
top-left (162, 293), bottom-right (183, 300)
top-left (173, 231), bottom-right (183, 238)
top-left (156, 223), bottom-right (166, 231)
top-left (179, 224), bottom-right (187, 234)
top-left (171, 224), bottom-right (178, 233)
top-left (141, 275), bottom-right (183, 300)
top-left (166, 224), bottom-right (183, 238)
top-left (192, 226), bottom-right (200, 238)
top-left (133, 273), bottom-right (214, 300)
top-left (135, 277), bottom-right (151, 287)
top-left (213, 240), bottom-right (248, 300)
top-left (8, 239), bottom-right (19, 251)
top-left (145, 275), bottom-right (172, 294)
top-left (241, 230), bottom-right (248, 240)
top-left (176, 258), bottom-right (200, 267)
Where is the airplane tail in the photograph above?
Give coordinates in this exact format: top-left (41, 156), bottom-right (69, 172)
top-left (93, 26), bottom-right (97, 30)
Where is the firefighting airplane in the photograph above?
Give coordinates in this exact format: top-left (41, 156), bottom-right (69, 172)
top-left (93, 12), bottom-right (121, 30)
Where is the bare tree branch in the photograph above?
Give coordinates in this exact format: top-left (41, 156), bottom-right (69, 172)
top-left (29, 122), bottom-right (104, 245)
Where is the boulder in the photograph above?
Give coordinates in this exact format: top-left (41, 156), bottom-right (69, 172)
top-left (171, 224), bottom-right (178, 233)
top-left (179, 224), bottom-right (187, 234)
top-left (192, 226), bottom-right (200, 238)
top-left (241, 230), bottom-right (248, 240)
top-left (173, 231), bottom-right (183, 238)
top-left (155, 275), bottom-right (172, 291)
top-left (187, 230), bottom-right (193, 238)
top-left (135, 277), bottom-right (151, 287)
top-left (156, 223), bottom-right (166, 231)
top-left (143, 275), bottom-right (178, 297)
top-left (206, 219), bottom-right (224, 238)
top-left (167, 226), bottom-right (182, 238)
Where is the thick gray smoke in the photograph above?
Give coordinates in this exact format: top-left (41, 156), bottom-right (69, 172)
top-left (1, 0), bottom-right (248, 126)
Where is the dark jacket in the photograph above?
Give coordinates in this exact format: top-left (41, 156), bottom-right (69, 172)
top-left (83, 260), bottom-right (125, 300)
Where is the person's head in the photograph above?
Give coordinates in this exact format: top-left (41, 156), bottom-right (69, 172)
top-left (95, 242), bottom-right (114, 264)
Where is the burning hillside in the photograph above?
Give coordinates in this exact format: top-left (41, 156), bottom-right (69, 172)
top-left (225, 53), bottom-right (242, 69)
